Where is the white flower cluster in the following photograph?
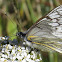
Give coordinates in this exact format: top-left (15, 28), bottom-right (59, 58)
top-left (0, 44), bottom-right (42, 62)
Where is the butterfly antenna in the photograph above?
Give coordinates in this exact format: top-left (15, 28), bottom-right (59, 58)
top-left (5, 12), bottom-right (21, 30)
top-left (5, 13), bottom-right (16, 26)
top-left (0, 9), bottom-right (21, 28)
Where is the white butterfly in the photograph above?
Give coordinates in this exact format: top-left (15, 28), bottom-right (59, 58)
top-left (16, 5), bottom-right (62, 53)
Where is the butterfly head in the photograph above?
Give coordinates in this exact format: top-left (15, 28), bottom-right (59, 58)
top-left (16, 32), bottom-right (26, 38)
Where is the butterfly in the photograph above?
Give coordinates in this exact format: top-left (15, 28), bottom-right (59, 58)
top-left (15, 5), bottom-right (62, 53)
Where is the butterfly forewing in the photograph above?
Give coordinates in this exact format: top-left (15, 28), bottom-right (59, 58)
top-left (26, 5), bottom-right (62, 53)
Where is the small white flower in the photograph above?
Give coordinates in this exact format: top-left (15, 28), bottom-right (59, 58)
top-left (21, 47), bottom-right (25, 50)
top-left (22, 59), bottom-right (26, 62)
top-left (12, 49), bottom-right (15, 54)
top-left (35, 59), bottom-right (40, 62)
top-left (27, 54), bottom-right (30, 59)
top-left (2, 54), bottom-right (7, 58)
top-left (26, 59), bottom-right (35, 62)
top-left (0, 58), bottom-right (5, 61)
top-left (8, 44), bottom-right (12, 49)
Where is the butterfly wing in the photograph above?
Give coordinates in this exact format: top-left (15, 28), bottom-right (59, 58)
top-left (25, 5), bottom-right (62, 53)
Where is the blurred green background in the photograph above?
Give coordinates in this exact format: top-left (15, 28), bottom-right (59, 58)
top-left (0, 0), bottom-right (62, 38)
top-left (0, 0), bottom-right (62, 62)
